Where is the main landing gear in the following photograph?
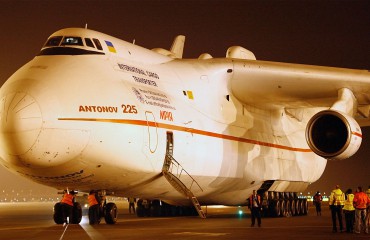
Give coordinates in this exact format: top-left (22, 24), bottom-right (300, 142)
top-left (261, 192), bottom-right (308, 217)
top-left (136, 199), bottom-right (198, 217)
top-left (53, 190), bottom-right (118, 225)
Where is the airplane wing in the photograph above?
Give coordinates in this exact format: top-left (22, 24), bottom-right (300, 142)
top-left (229, 59), bottom-right (370, 126)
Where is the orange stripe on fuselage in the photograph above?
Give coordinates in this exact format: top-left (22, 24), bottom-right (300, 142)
top-left (58, 118), bottom-right (312, 153)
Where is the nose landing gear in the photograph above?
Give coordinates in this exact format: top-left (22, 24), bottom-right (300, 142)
top-left (53, 201), bottom-right (82, 224)
top-left (88, 190), bottom-right (118, 225)
top-left (53, 190), bottom-right (118, 225)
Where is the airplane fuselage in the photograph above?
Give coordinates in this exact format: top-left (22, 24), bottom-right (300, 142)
top-left (0, 28), bottom-right (331, 206)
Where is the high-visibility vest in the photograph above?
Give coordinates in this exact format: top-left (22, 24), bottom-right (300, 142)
top-left (343, 193), bottom-right (355, 211)
top-left (353, 192), bottom-right (370, 209)
top-left (88, 194), bottom-right (99, 206)
top-left (329, 189), bottom-right (344, 206)
top-left (61, 193), bottom-right (74, 206)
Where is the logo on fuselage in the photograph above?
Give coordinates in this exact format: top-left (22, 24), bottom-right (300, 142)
top-left (160, 110), bottom-right (173, 121)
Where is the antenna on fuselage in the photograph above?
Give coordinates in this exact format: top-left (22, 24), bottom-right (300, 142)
top-left (85, 23), bottom-right (88, 29)
top-left (133, 39), bottom-right (136, 45)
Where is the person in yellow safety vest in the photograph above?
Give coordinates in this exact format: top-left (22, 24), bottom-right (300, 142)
top-left (353, 186), bottom-right (370, 234)
top-left (329, 185), bottom-right (345, 232)
top-left (60, 190), bottom-right (76, 225)
top-left (88, 190), bottom-right (101, 224)
top-left (343, 188), bottom-right (355, 233)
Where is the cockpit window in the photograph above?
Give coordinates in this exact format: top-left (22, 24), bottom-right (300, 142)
top-left (62, 37), bottom-right (83, 46)
top-left (93, 38), bottom-right (103, 50)
top-left (44, 36), bottom-right (63, 47)
top-left (85, 38), bottom-right (95, 48)
top-left (39, 35), bottom-right (106, 55)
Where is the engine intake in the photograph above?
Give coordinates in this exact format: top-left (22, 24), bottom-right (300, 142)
top-left (305, 110), bottom-right (362, 160)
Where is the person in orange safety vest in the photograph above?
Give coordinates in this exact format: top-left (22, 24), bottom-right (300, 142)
top-left (367, 186), bottom-right (370, 233)
top-left (60, 190), bottom-right (76, 225)
top-left (88, 190), bottom-right (101, 224)
top-left (353, 186), bottom-right (370, 234)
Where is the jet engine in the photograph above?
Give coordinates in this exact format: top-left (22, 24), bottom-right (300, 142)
top-left (305, 110), bottom-right (362, 160)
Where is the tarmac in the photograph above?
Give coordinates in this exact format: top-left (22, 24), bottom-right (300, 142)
top-left (0, 201), bottom-right (368, 240)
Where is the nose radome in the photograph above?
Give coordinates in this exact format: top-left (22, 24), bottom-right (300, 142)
top-left (0, 90), bottom-right (90, 169)
top-left (0, 92), bottom-right (42, 156)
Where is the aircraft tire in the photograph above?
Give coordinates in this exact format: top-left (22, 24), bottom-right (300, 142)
top-left (281, 199), bottom-right (287, 217)
top-left (302, 199), bottom-right (308, 215)
top-left (150, 200), bottom-right (161, 217)
top-left (270, 200), bottom-right (281, 217)
top-left (136, 199), bottom-right (144, 217)
top-left (292, 199), bottom-right (298, 216)
top-left (53, 202), bottom-right (64, 224)
top-left (71, 202), bottom-right (82, 224)
top-left (104, 202), bottom-right (118, 224)
top-left (287, 200), bottom-right (293, 216)
top-left (136, 206), bottom-right (145, 217)
top-left (296, 199), bottom-right (301, 215)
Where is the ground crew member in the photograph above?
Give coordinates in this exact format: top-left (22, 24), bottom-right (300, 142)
top-left (128, 197), bottom-right (136, 214)
top-left (60, 190), bottom-right (76, 225)
top-left (353, 186), bottom-right (370, 234)
top-left (88, 190), bottom-right (101, 224)
top-left (249, 190), bottom-right (262, 227)
top-left (366, 186), bottom-right (370, 231)
top-left (329, 185), bottom-right (344, 232)
top-left (313, 191), bottom-right (323, 216)
top-left (343, 188), bottom-right (355, 233)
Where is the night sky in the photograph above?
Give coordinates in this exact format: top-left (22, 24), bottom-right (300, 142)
top-left (0, 0), bottom-right (369, 195)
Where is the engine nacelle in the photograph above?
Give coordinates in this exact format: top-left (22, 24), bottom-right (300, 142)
top-left (305, 110), bottom-right (362, 160)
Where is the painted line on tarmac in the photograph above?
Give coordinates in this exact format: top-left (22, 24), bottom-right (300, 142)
top-left (253, 225), bottom-right (332, 229)
top-left (0, 225), bottom-right (53, 231)
top-left (120, 217), bottom-right (183, 222)
top-left (171, 232), bottom-right (229, 237)
top-left (59, 223), bottom-right (68, 240)
top-left (80, 217), bottom-right (106, 240)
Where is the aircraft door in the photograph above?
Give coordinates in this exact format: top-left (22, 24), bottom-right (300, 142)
top-left (166, 132), bottom-right (174, 156)
top-left (145, 111), bottom-right (158, 153)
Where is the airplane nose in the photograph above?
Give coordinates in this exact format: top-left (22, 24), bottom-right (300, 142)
top-left (0, 89), bottom-right (90, 169)
top-left (0, 92), bottom-right (43, 156)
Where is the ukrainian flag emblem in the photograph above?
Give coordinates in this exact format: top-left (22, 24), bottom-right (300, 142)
top-left (186, 90), bottom-right (194, 100)
top-left (105, 40), bottom-right (117, 53)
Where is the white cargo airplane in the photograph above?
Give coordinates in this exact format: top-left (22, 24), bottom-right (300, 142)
top-left (0, 28), bottom-right (369, 224)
